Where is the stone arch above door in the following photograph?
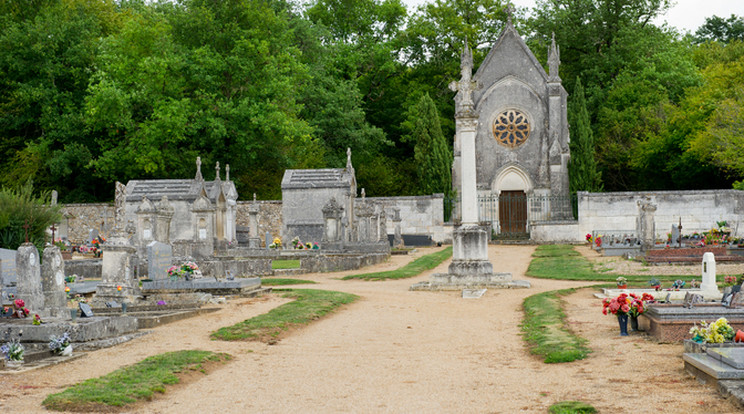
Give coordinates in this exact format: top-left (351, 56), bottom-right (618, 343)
top-left (492, 164), bottom-right (533, 194)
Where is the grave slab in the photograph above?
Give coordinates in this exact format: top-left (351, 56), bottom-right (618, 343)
top-left (708, 347), bottom-right (744, 370)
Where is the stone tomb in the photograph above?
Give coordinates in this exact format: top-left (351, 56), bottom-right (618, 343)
top-left (0, 248), bottom-right (18, 301)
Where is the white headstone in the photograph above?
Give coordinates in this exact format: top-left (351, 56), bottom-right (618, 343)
top-left (701, 252), bottom-right (718, 292)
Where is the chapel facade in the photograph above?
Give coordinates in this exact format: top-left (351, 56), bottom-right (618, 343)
top-left (452, 20), bottom-right (571, 233)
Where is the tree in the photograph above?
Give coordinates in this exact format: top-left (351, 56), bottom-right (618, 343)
top-left (695, 14), bottom-right (744, 44)
top-left (0, 182), bottom-right (61, 251)
top-left (407, 94), bottom-right (452, 196)
top-left (568, 78), bottom-right (602, 193)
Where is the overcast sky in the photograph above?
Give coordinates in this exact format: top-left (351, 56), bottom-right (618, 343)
top-left (402, 0), bottom-right (742, 34)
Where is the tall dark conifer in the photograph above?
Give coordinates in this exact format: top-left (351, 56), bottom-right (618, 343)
top-left (410, 94), bottom-right (452, 197)
top-left (568, 77), bottom-right (603, 193)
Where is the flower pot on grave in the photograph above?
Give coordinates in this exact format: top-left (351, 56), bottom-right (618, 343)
top-left (617, 314), bottom-right (629, 336)
top-left (630, 315), bottom-right (639, 331)
top-left (61, 345), bottom-right (72, 356)
top-left (617, 285), bottom-right (627, 289)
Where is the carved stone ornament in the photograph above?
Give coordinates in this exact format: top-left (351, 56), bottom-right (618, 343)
top-left (493, 109), bottom-right (530, 148)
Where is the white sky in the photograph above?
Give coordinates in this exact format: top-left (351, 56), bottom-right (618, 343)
top-left (402, 0), bottom-right (743, 34)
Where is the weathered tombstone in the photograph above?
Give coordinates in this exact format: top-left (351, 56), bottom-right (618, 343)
top-left (322, 197), bottom-right (344, 250)
top-left (41, 245), bottom-right (69, 318)
top-left (670, 224), bottom-right (680, 246)
top-left (392, 207), bottom-right (403, 248)
top-left (637, 199), bottom-right (657, 252)
top-left (147, 241), bottom-right (173, 280)
top-left (86, 228), bottom-right (99, 244)
top-left (16, 243), bottom-right (45, 312)
top-left (701, 252), bottom-right (718, 293)
top-left (0, 248), bottom-right (18, 289)
top-left (91, 229), bottom-right (137, 307)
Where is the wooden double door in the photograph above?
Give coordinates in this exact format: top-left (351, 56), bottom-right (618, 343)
top-left (498, 191), bottom-right (527, 234)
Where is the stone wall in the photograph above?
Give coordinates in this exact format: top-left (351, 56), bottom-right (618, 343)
top-left (577, 190), bottom-right (744, 242)
top-left (236, 200), bottom-right (282, 246)
top-left (59, 203), bottom-right (114, 243)
top-left (365, 194), bottom-right (451, 243)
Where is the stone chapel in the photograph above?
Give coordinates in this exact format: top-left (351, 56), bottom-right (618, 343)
top-left (451, 19), bottom-right (571, 233)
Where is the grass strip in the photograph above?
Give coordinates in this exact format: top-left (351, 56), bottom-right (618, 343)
top-left (521, 288), bottom-right (591, 363)
top-left (342, 246), bottom-right (452, 280)
top-left (42, 350), bottom-right (230, 411)
top-left (548, 401), bottom-right (597, 413)
top-left (261, 278), bottom-right (316, 286)
top-left (527, 245), bottom-right (691, 284)
top-left (211, 289), bottom-right (358, 341)
top-left (271, 259), bottom-right (301, 270)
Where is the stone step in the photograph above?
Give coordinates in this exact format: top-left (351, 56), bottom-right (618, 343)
top-left (707, 347), bottom-right (744, 369)
top-left (272, 268), bottom-right (305, 277)
top-left (683, 352), bottom-right (744, 383)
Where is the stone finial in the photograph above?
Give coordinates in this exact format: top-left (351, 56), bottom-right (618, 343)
top-left (215, 161), bottom-right (221, 181)
top-left (361, 188), bottom-right (366, 199)
top-left (195, 157), bottom-right (204, 181)
top-left (156, 195), bottom-right (174, 214)
top-left (253, 193), bottom-right (257, 202)
top-left (505, 3), bottom-right (515, 26)
top-left (225, 164), bottom-right (230, 181)
top-left (346, 147), bottom-right (353, 171)
top-left (548, 32), bottom-right (561, 82)
top-left (51, 190), bottom-right (58, 206)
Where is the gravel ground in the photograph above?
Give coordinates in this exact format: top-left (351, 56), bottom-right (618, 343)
top-left (0, 245), bottom-right (739, 413)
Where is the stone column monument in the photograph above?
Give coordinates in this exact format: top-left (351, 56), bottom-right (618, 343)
top-left (392, 208), bottom-right (403, 248)
top-left (637, 199), bottom-right (657, 252)
top-left (248, 194), bottom-right (262, 249)
top-left (91, 223), bottom-right (138, 307)
top-left (412, 43), bottom-right (529, 290)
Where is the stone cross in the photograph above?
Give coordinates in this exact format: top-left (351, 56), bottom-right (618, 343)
top-left (23, 220), bottom-right (30, 243)
top-left (225, 164), bottom-right (230, 181)
top-left (215, 161), bottom-right (220, 180)
top-left (448, 42), bottom-right (477, 115)
top-left (50, 224), bottom-right (56, 244)
top-left (505, 4), bottom-right (515, 25)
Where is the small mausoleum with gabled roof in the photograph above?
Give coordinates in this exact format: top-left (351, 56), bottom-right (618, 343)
top-left (281, 149), bottom-right (356, 244)
top-left (121, 157), bottom-right (238, 256)
top-left (452, 17), bottom-right (571, 234)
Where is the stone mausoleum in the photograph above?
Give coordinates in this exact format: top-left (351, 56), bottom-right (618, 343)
top-left (121, 157), bottom-right (238, 258)
top-left (452, 19), bottom-right (571, 233)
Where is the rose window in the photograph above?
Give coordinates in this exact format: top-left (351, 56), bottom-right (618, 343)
top-left (492, 110), bottom-right (530, 148)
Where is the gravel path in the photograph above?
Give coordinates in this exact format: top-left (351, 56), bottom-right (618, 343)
top-left (0, 245), bottom-right (739, 413)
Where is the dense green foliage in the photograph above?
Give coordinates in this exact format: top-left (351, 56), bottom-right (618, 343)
top-left (409, 94), bottom-right (452, 197)
top-left (521, 288), bottom-right (591, 363)
top-left (42, 350), bottom-right (230, 411)
top-left (343, 246), bottom-right (452, 280)
top-left (567, 78), bottom-right (602, 194)
top-left (210, 289), bottom-right (358, 341)
top-left (0, 0), bottom-right (742, 201)
top-left (0, 182), bottom-right (62, 250)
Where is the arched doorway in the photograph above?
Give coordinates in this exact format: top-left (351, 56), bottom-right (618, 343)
top-left (492, 166), bottom-right (532, 235)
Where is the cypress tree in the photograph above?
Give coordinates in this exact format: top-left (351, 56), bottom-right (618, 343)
top-left (411, 94), bottom-right (453, 197)
top-left (568, 77), bottom-right (603, 194)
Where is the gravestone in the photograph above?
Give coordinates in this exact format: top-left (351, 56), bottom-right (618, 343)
top-left (0, 248), bottom-right (18, 289)
top-left (86, 228), bottom-right (99, 244)
top-left (41, 245), bottom-right (69, 319)
top-left (91, 229), bottom-right (137, 307)
top-left (637, 199), bottom-right (657, 252)
top-left (16, 243), bottom-right (45, 312)
top-left (701, 252), bottom-right (718, 293)
top-left (147, 241), bottom-right (173, 280)
top-left (265, 232), bottom-right (272, 250)
top-left (670, 224), bottom-right (680, 246)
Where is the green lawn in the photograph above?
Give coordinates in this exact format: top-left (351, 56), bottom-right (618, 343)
top-left (211, 289), bottom-right (358, 341)
top-left (521, 288), bottom-right (591, 363)
top-left (42, 350), bottom-right (230, 411)
top-left (261, 278), bottom-right (316, 286)
top-left (526, 245), bottom-right (691, 284)
top-left (343, 246), bottom-right (452, 280)
top-left (271, 259), bottom-right (301, 270)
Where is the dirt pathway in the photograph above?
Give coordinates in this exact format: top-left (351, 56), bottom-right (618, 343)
top-left (0, 245), bottom-right (739, 413)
